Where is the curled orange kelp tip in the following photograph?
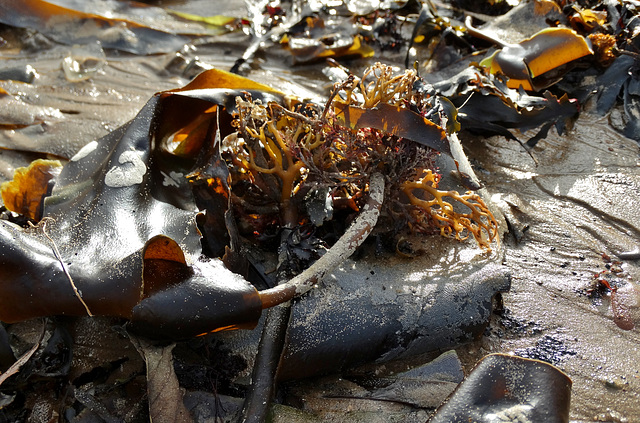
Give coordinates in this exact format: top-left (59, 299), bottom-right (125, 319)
top-left (480, 27), bottom-right (593, 90)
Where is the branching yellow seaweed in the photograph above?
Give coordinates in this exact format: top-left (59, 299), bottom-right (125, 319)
top-left (401, 170), bottom-right (499, 250)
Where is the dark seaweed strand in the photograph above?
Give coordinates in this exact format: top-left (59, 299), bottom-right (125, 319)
top-left (239, 302), bottom-right (291, 423)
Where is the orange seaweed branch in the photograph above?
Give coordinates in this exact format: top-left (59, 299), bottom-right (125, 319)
top-left (341, 62), bottom-right (418, 109)
top-left (244, 121), bottom-right (305, 203)
top-left (401, 170), bottom-right (499, 251)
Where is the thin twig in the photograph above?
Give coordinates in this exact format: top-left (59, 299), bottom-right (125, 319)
top-left (322, 75), bottom-right (354, 121)
top-left (33, 218), bottom-right (93, 316)
top-left (269, 102), bottom-right (316, 126)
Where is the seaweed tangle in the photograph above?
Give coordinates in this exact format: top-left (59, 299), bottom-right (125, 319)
top-left (222, 63), bottom-right (499, 252)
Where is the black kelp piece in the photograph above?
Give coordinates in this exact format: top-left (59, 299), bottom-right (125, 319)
top-left (590, 19), bottom-right (640, 141)
top-left (0, 72), bottom-right (284, 339)
top-left (429, 353), bottom-right (572, 423)
top-left (404, 1), bottom-right (437, 69)
top-left (129, 236), bottom-right (263, 340)
top-left (429, 67), bottom-right (579, 146)
top-left (463, 90), bottom-right (578, 148)
top-left (277, 263), bottom-right (511, 380)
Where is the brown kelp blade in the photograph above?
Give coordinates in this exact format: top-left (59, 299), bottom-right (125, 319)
top-left (0, 70), bottom-right (285, 338)
top-left (0, 159), bottom-right (62, 221)
top-left (481, 27), bottom-right (593, 90)
top-left (333, 101), bottom-right (452, 157)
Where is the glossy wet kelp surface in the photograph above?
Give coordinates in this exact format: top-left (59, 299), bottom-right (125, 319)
top-left (0, 0), bottom-right (639, 421)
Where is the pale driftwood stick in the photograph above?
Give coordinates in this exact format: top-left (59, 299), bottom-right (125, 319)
top-left (258, 172), bottom-right (385, 308)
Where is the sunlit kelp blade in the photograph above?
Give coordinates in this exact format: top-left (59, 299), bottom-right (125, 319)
top-left (0, 74), bottom-right (282, 337)
top-left (167, 10), bottom-right (241, 35)
top-left (283, 33), bottom-right (375, 64)
top-left (0, 159), bottom-right (62, 221)
top-left (480, 27), bottom-right (593, 90)
top-left (0, 0), bottom-right (191, 54)
top-left (169, 67), bottom-right (285, 95)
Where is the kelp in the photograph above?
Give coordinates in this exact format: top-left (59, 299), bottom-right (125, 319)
top-left (0, 71), bottom-right (278, 339)
top-left (460, 0), bottom-right (594, 92)
top-left (331, 65), bottom-right (450, 155)
top-left (587, 13), bottom-right (640, 141)
top-left (390, 0), bottom-right (603, 148)
top-left (404, 0), bottom-right (590, 79)
top-left (451, 0), bottom-right (640, 143)
top-left (277, 263), bottom-right (511, 380)
top-left (400, 0), bottom-right (634, 147)
top-left (0, 0), bottom-right (205, 54)
top-left (404, 0), bottom-right (470, 71)
top-left (428, 67), bottom-right (579, 147)
top-left (278, 13), bottom-right (375, 64)
top-left (0, 159), bottom-right (61, 221)
top-left (429, 354), bottom-right (572, 422)
top-left (167, 10), bottom-right (242, 35)
top-left (478, 27), bottom-right (593, 91)
top-left (568, 4), bottom-right (608, 33)
top-left (0, 65), bottom-right (498, 340)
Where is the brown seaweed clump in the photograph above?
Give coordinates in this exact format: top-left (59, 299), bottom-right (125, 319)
top-left (222, 63), bottom-right (499, 252)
